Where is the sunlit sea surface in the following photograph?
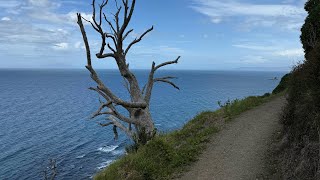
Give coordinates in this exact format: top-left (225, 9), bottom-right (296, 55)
top-left (0, 69), bottom-right (286, 179)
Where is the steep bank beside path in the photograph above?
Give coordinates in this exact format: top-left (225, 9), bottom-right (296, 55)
top-left (178, 96), bottom-right (285, 180)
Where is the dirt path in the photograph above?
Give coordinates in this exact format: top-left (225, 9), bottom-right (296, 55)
top-left (178, 96), bottom-right (285, 180)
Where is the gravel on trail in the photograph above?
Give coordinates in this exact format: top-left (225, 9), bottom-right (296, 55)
top-left (178, 96), bottom-right (285, 180)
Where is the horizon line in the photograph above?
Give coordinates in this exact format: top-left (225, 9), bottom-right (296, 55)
top-left (0, 67), bottom-right (290, 72)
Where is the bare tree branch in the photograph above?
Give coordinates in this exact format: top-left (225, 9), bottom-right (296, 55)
top-left (86, 65), bottom-right (147, 108)
top-left (154, 78), bottom-right (180, 90)
top-left (113, 125), bottom-right (119, 140)
top-left (89, 87), bottom-right (110, 101)
top-left (88, 87), bottom-right (139, 124)
top-left (98, 122), bottom-right (118, 139)
top-left (97, 121), bottom-right (120, 140)
top-left (112, 108), bottom-right (138, 124)
top-left (155, 76), bottom-right (177, 80)
top-left (103, 13), bottom-right (117, 35)
top-left (99, 122), bottom-right (114, 127)
top-left (81, 17), bottom-right (99, 32)
top-left (122, 0), bottom-right (129, 19)
top-left (77, 13), bottom-right (92, 67)
top-left (141, 83), bottom-right (147, 95)
top-left (107, 43), bottom-right (116, 53)
top-left (144, 62), bottom-right (156, 102)
top-left (106, 33), bottom-right (117, 45)
top-left (123, 29), bottom-right (134, 40)
top-left (99, 0), bottom-right (109, 26)
top-left (99, 86), bottom-right (147, 108)
top-left (93, 111), bottom-right (114, 118)
top-left (113, 6), bottom-right (122, 32)
top-left (108, 116), bottom-right (134, 137)
top-left (91, 0), bottom-right (97, 25)
top-left (87, 1), bottom-right (117, 59)
top-left (91, 102), bottom-right (112, 119)
top-left (144, 56), bottom-right (180, 103)
top-left (122, 77), bottom-right (131, 97)
top-left (119, 0), bottom-right (136, 35)
top-left (154, 56), bottom-right (180, 71)
top-left (92, 0), bottom-right (108, 29)
top-left (96, 52), bottom-right (115, 59)
top-left (125, 26), bottom-right (154, 55)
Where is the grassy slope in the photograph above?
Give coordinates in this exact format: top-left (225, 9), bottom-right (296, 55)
top-left (95, 91), bottom-right (284, 180)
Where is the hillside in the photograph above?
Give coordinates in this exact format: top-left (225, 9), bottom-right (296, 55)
top-left (276, 0), bottom-right (320, 179)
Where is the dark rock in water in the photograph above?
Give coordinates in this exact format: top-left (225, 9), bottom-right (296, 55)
top-left (268, 77), bottom-right (278, 80)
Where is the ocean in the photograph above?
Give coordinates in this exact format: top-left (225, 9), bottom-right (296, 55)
top-left (0, 69), bottom-right (286, 179)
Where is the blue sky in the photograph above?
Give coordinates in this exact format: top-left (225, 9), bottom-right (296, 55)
top-left (0, 0), bottom-right (307, 70)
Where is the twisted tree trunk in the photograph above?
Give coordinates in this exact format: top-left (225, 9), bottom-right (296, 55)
top-left (77, 0), bottom-right (180, 145)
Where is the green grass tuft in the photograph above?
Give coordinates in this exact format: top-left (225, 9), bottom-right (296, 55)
top-left (218, 94), bottom-right (276, 121)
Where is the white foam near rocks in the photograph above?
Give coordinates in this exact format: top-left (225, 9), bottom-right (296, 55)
top-left (97, 145), bottom-right (118, 153)
top-left (97, 160), bottom-right (114, 170)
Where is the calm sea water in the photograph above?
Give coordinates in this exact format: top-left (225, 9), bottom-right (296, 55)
top-left (0, 69), bottom-right (286, 179)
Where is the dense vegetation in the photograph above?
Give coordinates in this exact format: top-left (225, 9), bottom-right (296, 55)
top-left (278, 0), bottom-right (320, 179)
top-left (95, 93), bottom-right (280, 180)
top-left (272, 73), bottom-right (291, 94)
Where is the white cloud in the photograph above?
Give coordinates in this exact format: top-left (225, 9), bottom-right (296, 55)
top-left (211, 18), bottom-right (221, 24)
top-left (27, 0), bottom-right (60, 8)
top-left (233, 42), bottom-right (304, 57)
top-left (191, 0), bottom-right (306, 31)
top-left (0, 0), bottom-right (95, 57)
top-left (53, 42), bottom-right (69, 50)
top-left (0, 0), bottom-right (92, 26)
top-left (28, 11), bottom-right (93, 26)
top-left (131, 45), bottom-right (185, 56)
top-left (274, 48), bottom-right (304, 57)
top-left (282, 0), bottom-right (295, 3)
top-left (74, 41), bottom-right (87, 50)
top-left (1, 17), bottom-right (10, 21)
top-left (0, 17), bottom-right (75, 57)
top-left (234, 41), bottom-right (304, 61)
top-left (192, 0), bottom-right (305, 18)
top-left (232, 44), bottom-right (275, 51)
top-left (74, 42), bottom-right (82, 49)
top-left (241, 55), bottom-right (268, 64)
top-left (0, 1), bottom-right (20, 8)
top-left (0, 20), bottom-right (68, 44)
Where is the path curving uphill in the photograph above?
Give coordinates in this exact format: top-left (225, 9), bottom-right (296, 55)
top-left (178, 96), bottom-right (285, 180)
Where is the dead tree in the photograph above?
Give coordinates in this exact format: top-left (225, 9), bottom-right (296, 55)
top-left (77, 0), bottom-right (180, 144)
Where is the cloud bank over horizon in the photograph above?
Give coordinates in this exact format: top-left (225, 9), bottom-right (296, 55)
top-left (0, 0), bottom-right (307, 71)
